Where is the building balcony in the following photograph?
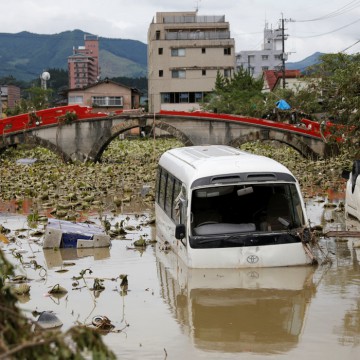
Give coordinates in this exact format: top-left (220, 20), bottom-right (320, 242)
top-left (165, 30), bottom-right (231, 41)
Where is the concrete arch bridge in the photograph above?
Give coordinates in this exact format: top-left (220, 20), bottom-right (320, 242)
top-left (0, 105), bottom-right (336, 163)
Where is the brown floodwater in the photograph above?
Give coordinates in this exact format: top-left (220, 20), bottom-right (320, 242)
top-left (1, 195), bottom-right (360, 360)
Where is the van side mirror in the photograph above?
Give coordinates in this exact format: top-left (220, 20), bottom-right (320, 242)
top-left (175, 224), bottom-right (185, 240)
top-left (342, 170), bottom-right (350, 180)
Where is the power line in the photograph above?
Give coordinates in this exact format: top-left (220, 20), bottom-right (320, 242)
top-left (294, 0), bottom-right (360, 22)
top-left (341, 39), bottom-right (360, 52)
top-left (292, 18), bottom-right (360, 38)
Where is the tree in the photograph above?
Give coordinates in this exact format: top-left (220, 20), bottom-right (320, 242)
top-left (202, 68), bottom-right (265, 116)
top-left (306, 53), bottom-right (360, 124)
top-left (304, 53), bottom-right (360, 153)
top-left (6, 87), bottom-right (53, 116)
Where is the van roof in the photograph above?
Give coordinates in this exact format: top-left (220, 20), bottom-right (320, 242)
top-left (159, 145), bottom-right (295, 185)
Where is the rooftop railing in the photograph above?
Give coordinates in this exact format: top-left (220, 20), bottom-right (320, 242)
top-left (163, 15), bottom-right (225, 24)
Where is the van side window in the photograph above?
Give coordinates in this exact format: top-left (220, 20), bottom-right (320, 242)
top-left (165, 174), bottom-right (175, 216)
top-left (156, 166), bottom-right (184, 224)
top-left (158, 168), bottom-right (167, 208)
top-left (155, 167), bottom-right (162, 203)
top-left (172, 179), bottom-right (182, 222)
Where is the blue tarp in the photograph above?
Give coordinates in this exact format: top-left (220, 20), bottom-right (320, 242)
top-left (276, 99), bottom-right (291, 110)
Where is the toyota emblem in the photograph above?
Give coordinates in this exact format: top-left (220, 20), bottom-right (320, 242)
top-left (247, 255), bottom-right (259, 264)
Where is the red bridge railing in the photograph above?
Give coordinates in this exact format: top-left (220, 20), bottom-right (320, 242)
top-left (0, 105), bottom-right (331, 140)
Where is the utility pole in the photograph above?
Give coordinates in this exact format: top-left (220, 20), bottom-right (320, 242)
top-left (280, 16), bottom-right (294, 89)
top-left (281, 14), bottom-right (286, 89)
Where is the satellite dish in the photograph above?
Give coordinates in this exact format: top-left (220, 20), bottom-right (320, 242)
top-left (41, 71), bottom-right (50, 81)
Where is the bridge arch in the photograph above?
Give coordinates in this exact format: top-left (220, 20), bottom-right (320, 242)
top-left (88, 119), bottom-right (193, 162)
top-left (228, 131), bottom-right (320, 159)
top-left (0, 134), bottom-right (71, 162)
top-left (27, 135), bottom-right (73, 162)
top-left (151, 120), bottom-right (193, 145)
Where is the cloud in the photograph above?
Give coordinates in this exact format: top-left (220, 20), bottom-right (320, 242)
top-left (2, 0), bottom-right (360, 61)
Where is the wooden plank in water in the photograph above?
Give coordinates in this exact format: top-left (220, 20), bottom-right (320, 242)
top-left (324, 231), bottom-right (360, 237)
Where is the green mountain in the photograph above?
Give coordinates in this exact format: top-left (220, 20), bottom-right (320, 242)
top-left (286, 52), bottom-right (324, 72)
top-left (0, 29), bottom-right (147, 81)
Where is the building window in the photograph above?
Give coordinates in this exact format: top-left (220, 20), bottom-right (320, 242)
top-left (262, 66), bottom-right (269, 71)
top-left (224, 69), bottom-right (231, 77)
top-left (92, 96), bottom-right (123, 107)
top-left (202, 48), bottom-right (206, 54)
top-left (224, 47), bottom-right (231, 55)
top-left (158, 48), bottom-right (163, 55)
top-left (161, 93), bottom-right (171, 103)
top-left (172, 70), bottom-right (186, 78)
top-left (274, 54), bottom-right (282, 60)
top-left (156, 30), bottom-right (160, 40)
top-left (180, 92), bottom-right (189, 103)
top-left (68, 95), bottom-right (83, 104)
top-left (195, 93), bottom-right (203, 102)
top-left (202, 69), bottom-right (206, 76)
top-left (262, 55), bottom-right (269, 60)
top-left (161, 92), bottom-right (207, 104)
top-left (159, 70), bottom-right (163, 77)
top-left (171, 48), bottom-right (186, 56)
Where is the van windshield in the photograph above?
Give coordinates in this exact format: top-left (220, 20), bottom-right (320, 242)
top-left (189, 183), bottom-right (305, 249)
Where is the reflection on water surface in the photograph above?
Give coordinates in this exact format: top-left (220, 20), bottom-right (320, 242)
top-left (156, 247), bottom-right (316, 354)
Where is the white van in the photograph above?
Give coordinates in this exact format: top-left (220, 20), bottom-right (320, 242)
top-left (342, 160), bottom-right (360, 221)
top-left (155, 145), bottom-right (315, 268)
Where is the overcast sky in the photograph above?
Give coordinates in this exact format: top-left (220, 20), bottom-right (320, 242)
top-left (2, 0), bottom-right (360, 61)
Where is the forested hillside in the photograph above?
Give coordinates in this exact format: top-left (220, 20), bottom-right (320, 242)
top-left (0, 30), bottom-right (147, 81)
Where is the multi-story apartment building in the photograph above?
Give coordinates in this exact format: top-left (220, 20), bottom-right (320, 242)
top-left (148, 11), bottom-right (235, 113)
top-left (68, 35), bottom-right (100, 89)
top-left (0, 84), bottom-right (21, 117)
top-left (236, 23), bottom-right (287, 78)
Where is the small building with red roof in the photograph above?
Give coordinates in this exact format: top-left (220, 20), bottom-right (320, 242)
top-left (262, 69), bottom-right (305, 92)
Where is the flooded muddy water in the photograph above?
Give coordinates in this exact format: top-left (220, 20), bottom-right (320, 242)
top-left (1, 196), bottom-right (360, 359)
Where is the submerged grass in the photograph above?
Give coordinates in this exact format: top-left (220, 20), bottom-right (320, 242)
top-left (0, 137), bottom-right (350, 217)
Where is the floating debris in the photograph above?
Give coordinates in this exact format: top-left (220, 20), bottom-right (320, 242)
top-left (12, 283), bottom-right (30, 296)
top-left (16, 158), bottom-right (38, 165)
top-left (43, 218), bottom-right (111, 249)
top-left (30, 229), bottom-right (45, 237)
top-left (0, 233), bottom-right (10, 244)
top-left (92, 278), bottom-right (105, 291)
top-left (0, 225), bottom-right (11, 234)
top-left (133, 237), bottom-right (147, 247)
top-left (48, 284), bottom-right (68, 295)
top-left (324, 230), bottom-right (360, 238)
top-left (324, 203), bottom-right (337, 208)
top-left (63, 262), bottom-right (76, 267)
top-left (11, 275), bottom-right (28, 283)
top-left (92, 315), bottom-right (114, 330)
top-left (36, 311), bottom-right (63, 329)
top-left (140, 185), bottom-right (151, 197)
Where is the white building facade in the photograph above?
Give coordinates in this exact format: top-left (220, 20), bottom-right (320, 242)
top-left (236, 23), bottom-right (287, 78)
